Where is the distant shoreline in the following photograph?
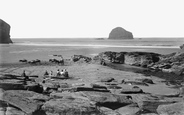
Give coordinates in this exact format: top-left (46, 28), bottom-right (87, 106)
top-left (12, 42), bottom-right (180, 49)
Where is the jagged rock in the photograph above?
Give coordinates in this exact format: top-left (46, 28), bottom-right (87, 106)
top-left (157, 101), bottom-right (184, 115)
top-left (94, 51), bottom-right (160, 66)
top-left (71, 55), bottom-right (92, 63)
top-left (108, 27), bottom-right (133, 39)
top-left (0, 19), bottom-right (12, 44)
top-left (124, 52), bottom-right (160, 67)
top-left (2, 90), bottom-right (49, 114)
top-left (42, 98), bottom-right (100, 115)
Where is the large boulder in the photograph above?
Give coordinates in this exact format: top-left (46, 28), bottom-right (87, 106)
top-left (108, 27), bottom-right (133, 39)
top-left (0, 19), bottom-right (12, 44)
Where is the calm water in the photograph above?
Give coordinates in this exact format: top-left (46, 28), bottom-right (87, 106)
top-left (0, 38), bottom-right (183, 64)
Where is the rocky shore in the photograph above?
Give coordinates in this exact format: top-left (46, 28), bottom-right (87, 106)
top-left (0, 51), bottom-right (184, 115)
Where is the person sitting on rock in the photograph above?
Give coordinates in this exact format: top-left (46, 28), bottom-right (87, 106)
top-left (56, 69), bottom-right (61, 76)
top-left (44, 70), bottom-right (49, 76)
top-left (60, 70), bottom-right (65, 76)
top-left (49, 71), bottom-right (53, 77)
top-left (100, 58), bottom-right (106, 66)
top-left (21, 70), bottom-right (29, 80)
top-left (63, 69), bottom-right (69, 78)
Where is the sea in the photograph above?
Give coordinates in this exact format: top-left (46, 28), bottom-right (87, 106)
top-left (0, 38), bottom-right (184, 64)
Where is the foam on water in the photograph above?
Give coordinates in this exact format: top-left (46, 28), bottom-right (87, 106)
top-left (13, 42), bottom-right (179, 49)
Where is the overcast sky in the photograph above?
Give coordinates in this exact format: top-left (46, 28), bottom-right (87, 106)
top-left (1, 0), bottom-right (184, 38)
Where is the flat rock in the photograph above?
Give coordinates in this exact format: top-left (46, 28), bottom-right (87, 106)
top-left (136, 78), bottom-right (154, 84)
top-left (0, 79), bottom-right (25, 90)
top-left (157, 101), bottom-right (184, 115)
top-left (83, 91), bottom-right (133, 110)
top-left (121, 87), bottom-right (144, 94)
top-left (5, 107), bottom-right (25, 115)
top-left (100, 107), bottom-right (120, 115)
top-left (116, 104), bottom-right (140, 115)
top-left (101, 77), bottom-right (115, 82)
top-left (42, 98), bottom-right (99, 115)
top-left (2, 90), bottom-right (49, 114)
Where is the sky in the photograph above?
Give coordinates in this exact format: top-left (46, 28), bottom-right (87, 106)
top-left (0, 0), bottom-right (184, 38)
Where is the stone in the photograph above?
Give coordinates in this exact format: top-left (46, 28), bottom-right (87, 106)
top-left (5, 107), bottom-right (25, 115)
top-left (100, 107), bottom-right (120, 115)
top-left (71, 55), bottom-right (92, 63)
top-left (83, 91), bottom-right (133, 110)
top-left (0, 19), bottom-right (12, 44)
top-left (0, 80), bottom-right (25, 90)
top-left (74, 86), bottom-right (110, 92)
top-left (179, 87), bottom-right (184, 97)
top-left (124, 52), bottom-right (160, 67)
top-left (137, 78), bottom-right (154, 84)
top-left (42, 98), bottom-right (100, 115)
top-left (116, 104), bottom-right (140, 115)
top-left (121, 87), bottom-right (144, 94)
top-left (157, 101), bottom-right (184, 115)
top-left (123, 81), bottom-right (149, 86)
top-left (91, 83), bottom-right (107, 90)
top-left (94, 51), bottom-right (160, 66)
top-left (101, 77), bottom-right (115, 82)
top-left (2, 90), bottom-right (49, 114)
top-left (108, 27), bottom-right (133, 39)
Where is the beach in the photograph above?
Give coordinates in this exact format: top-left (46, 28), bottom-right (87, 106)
top-left (0, 38), bottom-right (184, 115)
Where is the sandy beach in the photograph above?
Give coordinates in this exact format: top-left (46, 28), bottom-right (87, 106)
top-left (1, 38), bottom-right (184, 115)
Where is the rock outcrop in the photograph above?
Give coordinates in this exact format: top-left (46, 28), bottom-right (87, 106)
top-left (108, 27), bottom-right (133, 39)
top-left (0, 19), bottom-right (12, 44)
top-left (94, 51), bottom-right (160, 67)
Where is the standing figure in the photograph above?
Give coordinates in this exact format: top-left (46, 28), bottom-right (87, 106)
top-left (21, 70), bottom-right (29, 81)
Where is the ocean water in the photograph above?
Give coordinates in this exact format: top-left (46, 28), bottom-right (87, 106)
top-left (0, 38), bottom-right (184, 64)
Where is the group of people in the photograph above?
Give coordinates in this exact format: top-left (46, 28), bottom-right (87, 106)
top-left (44, 69), bottom-right (69, 78)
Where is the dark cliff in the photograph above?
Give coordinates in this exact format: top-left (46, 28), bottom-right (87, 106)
top-left (0, 19), bottom-right (12, 44)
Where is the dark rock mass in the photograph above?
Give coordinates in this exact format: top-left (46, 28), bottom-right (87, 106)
top-left (0, 19), bottom-right (12, 44)
top-left (109, 27), bottom-right (133, 39)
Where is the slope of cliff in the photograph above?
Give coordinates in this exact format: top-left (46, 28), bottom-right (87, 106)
top-left (0, 19), bottom-right (12, 44)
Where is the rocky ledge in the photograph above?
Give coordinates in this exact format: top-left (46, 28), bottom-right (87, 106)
top-left (94, 50), bottom-right (184, 76)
